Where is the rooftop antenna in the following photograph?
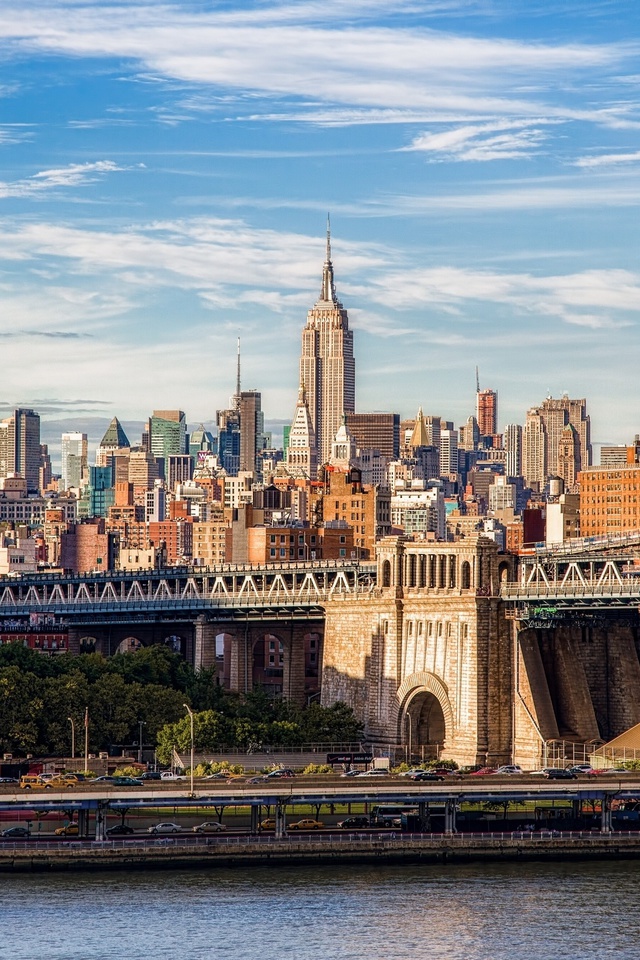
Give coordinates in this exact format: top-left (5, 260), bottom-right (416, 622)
top-left (476, 366), bottom-right (480, 393)
top-left (234, 337), bottom-right (241, 410)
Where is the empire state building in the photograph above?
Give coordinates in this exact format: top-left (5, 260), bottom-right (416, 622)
top-left (299, 221), bottom-right (356, 469)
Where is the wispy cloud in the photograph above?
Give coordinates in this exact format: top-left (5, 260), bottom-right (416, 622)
top-left (574, 150), bottom-right (640, 168)
top-left (0, 160), bottom-right (124, 200)
top-left (401, 119), bottom-right (556, 161)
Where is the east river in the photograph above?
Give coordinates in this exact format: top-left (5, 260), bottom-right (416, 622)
top-left (2, 861), bottom-right (640, 959)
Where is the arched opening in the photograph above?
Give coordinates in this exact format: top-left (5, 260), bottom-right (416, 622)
top-left (382, 559), bottom-right (392, 588)
top-left (404, 690), bottom-right (447, 762)
top-left (407, 554), bottom-right (417, 588)
top-left (115, 636), bottom-right (143, 655)
top-left (79, 636), bottom-right (98, 653)
top-left (163, 634), bottom-right (184, 655)
top-left (461, 561), bottom-right (471, 590)
top-left (498, 561), bottom-right (510, 583)
top-left (449, 555), bottom-right (456, 589)
top-left (253, 632), bottom-right (284, 695)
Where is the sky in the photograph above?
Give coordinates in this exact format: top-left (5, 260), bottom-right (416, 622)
top-left (1, 0), bottom-right (639, 465)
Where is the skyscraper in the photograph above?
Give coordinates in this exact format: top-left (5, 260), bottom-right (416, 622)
top-left (148, 410), bottom-right (187, 459)
top-left (477, 389), bottom-right (498, 437)
top-left (299, 220), bottom-right (355, 468)
top-left (286, 383), bottom-right (317, 479)
top-left (504, 423), bottom-right (523, 479)
top-left (61, 432), bottom-right (88, 491)
top-left (0, 409), bottom-right (41, 493)
top-left (239, 390), bottom-right (264, 477)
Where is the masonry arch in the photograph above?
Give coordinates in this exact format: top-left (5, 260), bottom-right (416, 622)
top-left (460, 561), bottom-right (472, 590)
top-left (79, 635), bottom-right (99, 654)
top-left (498, 561), bottom-right (510, 584)
top-left (115, 636), bottom-right (143, 655)
top-left (382, 560), bottom-right (392, 588)
top-left (397, 672), bottom-right (454, 760)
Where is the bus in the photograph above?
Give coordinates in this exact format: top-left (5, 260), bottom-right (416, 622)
top-left (370, 805), bottom-right (419, 826)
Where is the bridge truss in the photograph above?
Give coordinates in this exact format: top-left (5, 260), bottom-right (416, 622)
top-left (0, 561), bottom-right (377, 625)
top-left (501, 539), bottom-right (640, 625)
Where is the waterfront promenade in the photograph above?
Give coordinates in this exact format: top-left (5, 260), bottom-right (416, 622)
top-left (2, 829), bottom-right (640, 872)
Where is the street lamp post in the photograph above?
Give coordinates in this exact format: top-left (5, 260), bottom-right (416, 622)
top-left (183, 704), bottom-right (195, 795)
top-left (83, 706), bottom-right (89, 774)
top-left (67, 717), bottom-right (75, 760)
top-left (138, 720), bottom-right (146, 765)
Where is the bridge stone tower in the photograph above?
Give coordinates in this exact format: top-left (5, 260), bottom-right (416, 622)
top-left (322, 536), bottom-right (514, 767)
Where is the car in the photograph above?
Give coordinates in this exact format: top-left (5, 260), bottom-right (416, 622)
top-left (247, 775), bottom-right (268, 783)
top-left (54, 823), bottom-right (79, 836)
top-left (494, 765), bottom-right (524, 775)
top-left (92, 776), bottom-right (116, 783)
top-left (46, 777), bottom-right (76, 789)
top-left (409, 771), bottom-right (445, 781)
top-left (0, 777), bottom-right (19, 784)
top-left (399, 768), bottom-right (425, 777)
top-left (201, 772), bottom-right (229, 781)
top-left (147, 822), bottom-right (183, 834)
top-left (1, 826), bottom-right (30, 838)
top-left (356, 769), bottom-right (389, 777)
top-left (19, 775), bottom-right (46, 789)
top-left (111, 776), bottom-right (144, 786)
top-left (337, 816), bottom-right (370, 829)
top-left (140, 771), bottom-right (162, 780)
top-left (568, 764), bottom-right (595, 775)
top-left (260, 818), bottom-right (277, 830)
top-left (266, 769), bottom-right (295, 779)
top-left (544, 768), bottom-right (577, 780)
top-left (192, 821), bottom-right (227, 833)
top-left (106, 824), bottom-right (135, 836)
top-left (288, 819), bottom-right (324, 830)
top-left (469, 767), bottom-right (497, 776)
top-left (159, 772), bottom-right (184, 781)
top-left (340, 769), bottom-right (362, 777)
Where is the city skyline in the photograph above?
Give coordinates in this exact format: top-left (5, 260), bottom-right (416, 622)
top-left (1, 1), bottom-right (639, 447)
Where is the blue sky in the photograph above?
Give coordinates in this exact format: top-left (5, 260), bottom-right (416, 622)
top-left (1, 0), bottom-right (639, 462)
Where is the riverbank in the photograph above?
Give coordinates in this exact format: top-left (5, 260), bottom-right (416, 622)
top-left (2, 832), bottom-right (640, 872)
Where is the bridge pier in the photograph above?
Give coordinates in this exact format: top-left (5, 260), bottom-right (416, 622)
top-left (193, 617), bottom-right (217, 672)
top-left (229, 626), bottom-right (253, 695)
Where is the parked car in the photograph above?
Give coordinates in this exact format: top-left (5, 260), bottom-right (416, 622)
top-left (147, 822), bottom-right (182, 834)
top-left (54, 823), bottom-right (79, 836)
top-left (288, 819), bottom-right (324, 830)
top-left (192, 821), bottom-right (227, 833)
top-left (106, 824), bottom-right (135, 836)
top-left (337, 816), bottom-right (370, 829)
top-left (1, 826), bottom-right (30, 838)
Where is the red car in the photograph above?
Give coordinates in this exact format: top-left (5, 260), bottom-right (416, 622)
top-left (470, 766), bottom-right (498, 776)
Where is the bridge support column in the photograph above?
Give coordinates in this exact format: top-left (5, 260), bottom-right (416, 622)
top-left (275, 800), bottom-right (287, 838)
top-left (601, 795), bottom-right (613, 834)
top-left (283, 624), bottom-right (307, 706)
top-left (250, 805), bottom-right (259, 835)
top-left (444, 798), bottom-right (457, 835)
top-left (95, 801), bottom-right (108, 841)
top-left (229, 627), bottom-right (252, 695)
top-left (193, 617), bottom-right (217, 672)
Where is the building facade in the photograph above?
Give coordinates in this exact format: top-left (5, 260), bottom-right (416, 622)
top-left (299, 223), bottom-right (356, 469)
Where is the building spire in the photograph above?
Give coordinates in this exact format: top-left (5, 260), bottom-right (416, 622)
top-left (320, 214), bottom-right (337, 303)
top-left (234, 336), bottom-right (241, 410)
